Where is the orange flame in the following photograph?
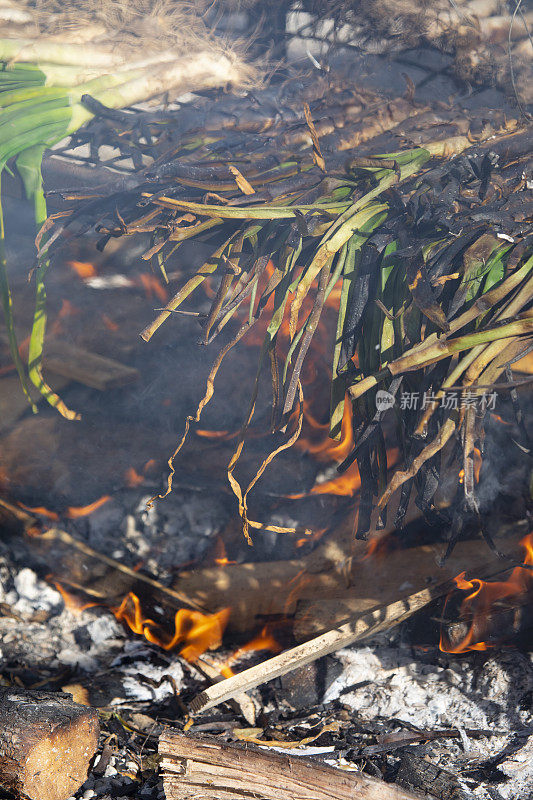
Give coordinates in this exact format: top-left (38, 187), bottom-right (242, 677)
top-left (50, 299), bottom-right (80, 336)
top-left (215, 622), bottom-right (283, 678)
top-left (287, 448), bottom-right (399, 499)
top-left (196, 429), bottom-right (234, 440)
top-left (440, 533), bottom-right (533, 653)
top-left (65, 496), bottom-right (111, 519)
top-left (473, 447), bottom-right (482, 483)
top-left (69, 260), bottom-right (97, 279)
top-left (296, 399), bottom-right (353, 463)
top-left (52, 581), bottom-right (99, 613)
top-left (308, 463), bottom-right (362, 497)
top-left (18, 503), bottom-right (59, 521)
top-left (211, 537), bottom-right (237, 566)
top-left (113, 592), bottom-right (230, 661)
top-left (296, 528), bottom-right (326, 548)
top-left (490, 413), bottom-right (512, 426)
top-left (49, 581), bottom-right (230, 662)
top-left (137, 273), bottom-right (168, 304)
top-left (362, 532), bottom-right (400, 561)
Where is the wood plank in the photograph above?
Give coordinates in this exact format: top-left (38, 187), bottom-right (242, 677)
top-left (43, 340), bottom-right (139, 390)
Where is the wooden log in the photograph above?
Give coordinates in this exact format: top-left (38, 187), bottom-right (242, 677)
top-left (159, 731), bottom-right (423, 800)
top-left (172, 532), bottom-right (524, 637)
top-left (0, 687), bottom-right (99, 800)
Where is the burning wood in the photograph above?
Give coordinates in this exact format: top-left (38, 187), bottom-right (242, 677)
top-left (0, 686), bottom-right (99, 800)
top-left (186, 537), bottom-right (532, 713)
top-left (439, 532), bottom-right (533, 653)
top-left (187, 577), bottom-right (470, 714)
top-left (158, 730), bottom-right (423, 800)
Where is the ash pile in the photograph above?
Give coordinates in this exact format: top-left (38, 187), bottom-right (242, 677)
top-left (0, 2), bottom-right (532, 800)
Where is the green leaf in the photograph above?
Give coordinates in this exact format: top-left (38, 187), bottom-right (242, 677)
top-left (17, 144), bottom-right (79, 419)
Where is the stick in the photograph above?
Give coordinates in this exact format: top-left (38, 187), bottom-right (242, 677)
top-left (0, 686), bottom-right (99, 800)
top-left (189, 585), bottom-right (435, 713)
top-left (159, 731), bottom-right (423, 800)
top-left (189, 560), bottom-right (515, 714)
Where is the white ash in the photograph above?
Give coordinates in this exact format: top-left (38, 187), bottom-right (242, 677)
top-left (325, 644), bottom-right (533, 799)
top-left (113, 658), bottom-right (184, 703)
top-left (0, 567), bottom-right (126, 671)
top-left (4, 567), bottom-right (63, 616)
top-left (69, 489), bottom-right (226, 579)
top-left (117, 492), bottom-right (226, 575)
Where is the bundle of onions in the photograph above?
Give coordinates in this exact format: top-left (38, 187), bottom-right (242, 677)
top-left (0, 0), bottom-right (254, 417)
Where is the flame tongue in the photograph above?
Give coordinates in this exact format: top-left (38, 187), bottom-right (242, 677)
top-left (440, 533), bottom-right (533, 653)
top-left (66, 496), bottom-right (111, 519)
top-left (112, 592), bottom-right (230, 661)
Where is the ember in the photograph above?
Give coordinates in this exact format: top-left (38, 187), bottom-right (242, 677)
top-left (69, 260), bottom-right (97, 280)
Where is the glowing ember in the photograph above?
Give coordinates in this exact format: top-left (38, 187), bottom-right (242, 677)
top-left (65, 496), bottom-right (111, 519)
top-left (459, 447), bottom-right (482, 485)
top-left (137, 273), bottom-right (168, 304)
top-left (69, 260), bottom-right (97, 279)
top-left (440, 533), bottom-right (533, 653)
top-left (101, 314), bottom-right (119, 331)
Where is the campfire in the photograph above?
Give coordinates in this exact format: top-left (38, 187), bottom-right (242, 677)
top-left (0, 2), bottom-right (532, 800)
